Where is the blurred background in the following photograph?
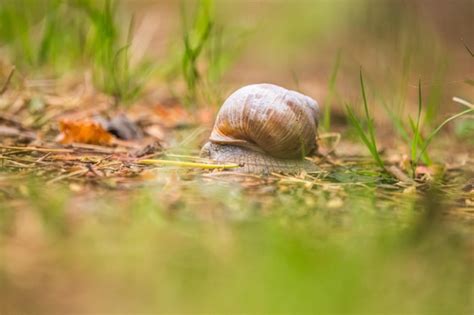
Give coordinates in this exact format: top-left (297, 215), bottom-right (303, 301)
top-left (1, 0), bottom-right (472, 105)
top-left (1, 0), bottom-right (473, 142)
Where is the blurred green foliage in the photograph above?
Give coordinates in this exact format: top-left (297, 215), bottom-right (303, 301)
top-left (0, 178), bottom-right (472, 314)
top-left (0, 0), bottom-right (150, 104)
top-left (180, 0), bottom-right (214, 105)
top-left (174, 0), bottom-right (246, 106)
top-left (0, 0), bottom-right (85, 69)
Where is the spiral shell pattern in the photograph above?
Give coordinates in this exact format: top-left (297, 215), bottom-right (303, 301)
top-left (209, 84), bottom-right (319, 159)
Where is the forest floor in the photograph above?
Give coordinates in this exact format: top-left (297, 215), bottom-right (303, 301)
top-left (1, 77), bottom-right (473, 313)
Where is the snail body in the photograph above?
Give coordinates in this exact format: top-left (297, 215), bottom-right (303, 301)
top-left (201, 84), bottom-right (320, 174)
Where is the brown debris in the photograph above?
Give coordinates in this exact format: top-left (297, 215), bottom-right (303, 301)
top-left (386, 165), bottom-right (415, 184)
top-left (57, 119), bottom-right (114, 145)
top-left (153, 99), bottom-right (192, 128)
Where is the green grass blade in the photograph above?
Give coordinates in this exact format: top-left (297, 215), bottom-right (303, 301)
top-left (323, 50), bottom-right (342, 130)
top-left (416, 108), bottom-right (474, 163)
top-left (357, 69), bottom-right (384, 169)
top-left (411, 79), bottom-right (422, 166)
top-left (382, 100), bottom-right (410, 143)
top-left (346, 105), bottom-right (372, 150)
top-left (359, 69), bottom-right (377, 147)
top-left (408, 117), bottom-right (432, 165)
top-left (180, 0), bottom-right (216, 105)
top-left (345, 104), bottom-right (385, 169)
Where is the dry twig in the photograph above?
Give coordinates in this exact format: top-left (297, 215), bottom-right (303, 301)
top-left (0, 67), bottom-right (15, 95)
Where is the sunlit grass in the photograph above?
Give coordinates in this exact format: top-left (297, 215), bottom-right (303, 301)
top-left (414, 106), bottom-right (474, 166)
top-left (348, 70), bottom-right (472, 177)
top-left (323, 50), bottom-right (341, 131)
top-left (410, 80), bottom-right (423, 175)
top-left (408, 82), bottom-right (473, 172)
top-left (0, 0), bottom-right (150, 104)
top-left (178, 0), bottom-right (243, 106)
top-left (78, 0), bottom-right (152, 104)
top-left (180, 0), bottom-right (214, 105)
top-left (0, 0), bottom-right (86, 70)
top-left (345, 69), bottom-right (385, 170)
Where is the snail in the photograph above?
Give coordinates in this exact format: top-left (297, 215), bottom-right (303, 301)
top-left (200, 83), bottom-right (320, 173)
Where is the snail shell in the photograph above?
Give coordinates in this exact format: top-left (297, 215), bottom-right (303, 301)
top-left (210, 84), bottom-right (319, 159)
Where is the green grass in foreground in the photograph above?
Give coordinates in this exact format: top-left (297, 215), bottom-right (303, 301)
top-left (0, 177), bottom-right (472, 314)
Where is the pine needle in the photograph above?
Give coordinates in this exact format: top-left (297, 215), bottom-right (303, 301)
top-left (138, 159), bottom-right (240, 169)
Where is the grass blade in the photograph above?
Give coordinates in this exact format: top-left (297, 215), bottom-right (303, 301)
top-left (0, 66), bottom-right (15, 95)
top-left (452, 97), bottom-right (473, 109)
top-left (461, 38), bottom-right (474, 57)
top-left (416, 108), bottom-right (474, 163)
top-left (382, 101), bottom-right (410, 143)
top-left (359, 69), bottom-right (377, 148)
top-left (349, 69), bottom-right (384, 169)
top-left (323, 50), bottom-right (341, 130)
top-left (345, 103), bottom-right (385, 169)
top-left (410, 79), bottom-right (422, 171)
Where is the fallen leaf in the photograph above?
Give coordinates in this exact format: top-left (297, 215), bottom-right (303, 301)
top-left (57, 119), bottom-right (114, 145)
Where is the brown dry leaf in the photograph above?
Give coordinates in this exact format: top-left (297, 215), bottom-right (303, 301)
top-left (57, 119), bottom-right (114, 145)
